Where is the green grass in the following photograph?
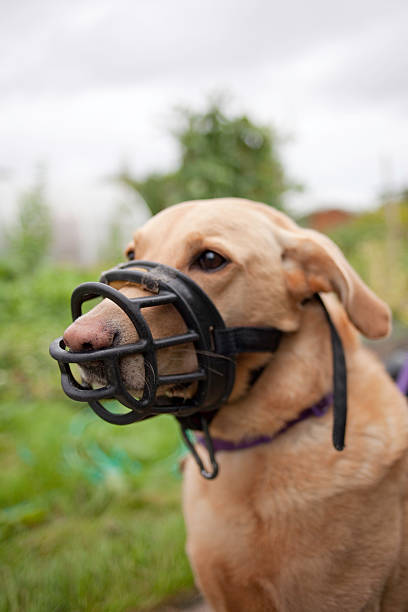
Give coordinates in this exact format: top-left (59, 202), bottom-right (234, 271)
top-left (0, 400), bottom-right (193, 612)
top-left (0, 261), bottom-right (194, 611)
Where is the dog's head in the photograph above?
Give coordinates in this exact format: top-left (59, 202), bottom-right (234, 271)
top-left (63, 198), bottom-right (390, 404)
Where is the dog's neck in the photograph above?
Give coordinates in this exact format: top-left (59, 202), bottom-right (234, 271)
top-left (211, 297), bottom-right (358, 442)
top-left (198, 392), bottom-right (333, 452)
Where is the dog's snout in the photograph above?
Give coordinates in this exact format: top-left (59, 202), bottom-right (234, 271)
top-left (63, 319), bottom-right (115, 352)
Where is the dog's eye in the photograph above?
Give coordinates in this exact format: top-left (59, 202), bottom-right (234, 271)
top-left (195, 250), bottom-right (228, 272)
top-left (126, 249), bottom-right (135, 261)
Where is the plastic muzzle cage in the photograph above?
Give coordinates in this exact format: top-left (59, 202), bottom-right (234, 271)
top-left (50, 261), bottom-right (237, 424)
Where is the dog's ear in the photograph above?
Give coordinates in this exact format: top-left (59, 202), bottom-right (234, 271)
top-left (276, 227), bottom-right (391, 339)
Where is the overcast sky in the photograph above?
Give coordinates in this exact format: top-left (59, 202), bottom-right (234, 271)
top-left (1, 0), bottom-right (407, 257)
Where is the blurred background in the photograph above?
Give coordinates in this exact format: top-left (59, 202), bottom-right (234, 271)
top-left (0, 1), bottom-right (407, 610)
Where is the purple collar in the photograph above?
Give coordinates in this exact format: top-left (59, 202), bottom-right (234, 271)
top-left (197, 392), bottom-right (333, 453)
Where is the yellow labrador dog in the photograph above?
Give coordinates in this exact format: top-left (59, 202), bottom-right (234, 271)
top-left (63, 198), bottom-right (408, 611)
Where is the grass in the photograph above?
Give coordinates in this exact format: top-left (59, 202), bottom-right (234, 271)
top-left (0, 400), bottom-right (194, 612)
top-left (0, 261), bottom-right (194, 611)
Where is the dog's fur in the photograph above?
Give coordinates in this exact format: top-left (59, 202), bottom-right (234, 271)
top-left (64, 199), bottom-right (408, 611)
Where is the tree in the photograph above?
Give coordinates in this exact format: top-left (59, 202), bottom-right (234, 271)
top-left (117, 99), bottom-right (300, 215)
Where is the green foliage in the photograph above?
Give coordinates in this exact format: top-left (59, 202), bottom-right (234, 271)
top-left (118, 98), bottom-right (300, 215)
top-left (326, 197), bottom-right (408, 324)
top-left (0, 400), bottom-right (192, 612)
top-left (0, 264), bottom-right (96, 402)
top-left (2, 177), bottom-right (52, 278)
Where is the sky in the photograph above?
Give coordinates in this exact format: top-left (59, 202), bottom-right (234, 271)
top-left (1, 0), bottom-right (407, 260)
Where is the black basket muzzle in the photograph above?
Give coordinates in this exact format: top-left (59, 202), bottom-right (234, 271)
top-left (49, 261), bottom-right (243, 427)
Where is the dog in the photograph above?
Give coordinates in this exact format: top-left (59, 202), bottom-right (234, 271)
top-left (63, 198), bottom-right (408, 611)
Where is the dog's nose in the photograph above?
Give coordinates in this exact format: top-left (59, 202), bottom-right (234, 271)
top-left (63, 319), bottom-right (115, 352)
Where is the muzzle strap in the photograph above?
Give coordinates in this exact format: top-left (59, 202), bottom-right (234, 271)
top-left (213, 327), bottom-right (282, 356)
top-left (314, 294), bottom-right (348, 451)
top-left (180, 416), bottom-right (219, 480)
